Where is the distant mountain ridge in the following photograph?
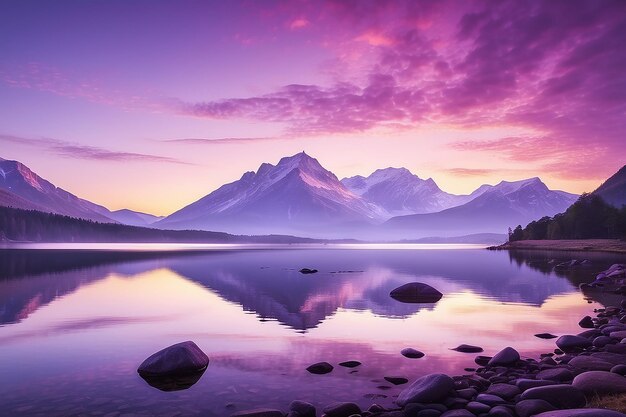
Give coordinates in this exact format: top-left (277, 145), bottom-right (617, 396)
top-left (341, 168), bottom-right (472, 216)
top-left (0, 157), bottom-right (161, 226)
top-left (0, 153), bottom-right (582, 240)
top-left (381, 177), bottom-right (578, 239)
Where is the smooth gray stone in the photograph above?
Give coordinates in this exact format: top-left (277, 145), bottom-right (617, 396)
top-left (390, 282), bottom-right (443, 303)
top-left (488, 347), bottom-right (520, 366)
top-left (465, 401), bottom-right (490, 414)
top-left (611, 364), bottom-right (626, 375)
top-left (519, 385), bottom-right (586, 409)
top-left (137, 341), bottom-right (209, 376)
top-left (322, 402), bottom-right (361, 417)
top-left (572, 370), bottom-right (626, 395)
top-left (289, 400), bottom-right (315, 417)
top-left (514, 379), bottom-right (557, 390)
top-left (555, 335), bottom-right (592, 352)
top-left (568, 355), bottom-right (613, 371)
top-left (397, 373), bottom-right (455, 406)
top-left (485, 383), bottom-right (520, 399)
top-left (306, 361), bottom-right (333, 374)
top-left (440, 410), bottom-right (473, 417)
top-left (515, 399), bottom-right (556, 417)
top-left (475, 393), bottom-right (505, 406)
top-left (536, 367), bottom-right (573, 382)
top-left (488, 406), bottom-right (514, 417)
top-left (402, 348), bottom-right (425, 358)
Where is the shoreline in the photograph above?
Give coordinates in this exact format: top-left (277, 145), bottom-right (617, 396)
top-left (228, 263), bottom-right (626, 417)
top-left (488, 239), bottom-right (626, 254)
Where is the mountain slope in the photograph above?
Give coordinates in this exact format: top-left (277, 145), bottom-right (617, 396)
top-left (593, 165), bottom-right (626, 207)
top-left (341, 168), bottom-right (471, 216)
top-left (381, 178), bottom-right (578, 239)
top-left (157, 152), bottom-right (381, 236)
top-left (106, 209), bottom-right (164, 227)
top-left (0, 158), bottom-right (116, 223)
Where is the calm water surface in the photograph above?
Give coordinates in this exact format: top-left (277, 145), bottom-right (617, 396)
top-left (1, 244), bottom-right (625, 416)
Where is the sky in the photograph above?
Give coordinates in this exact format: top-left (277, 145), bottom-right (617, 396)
top-left (1, 0), bottom-right (625, 216)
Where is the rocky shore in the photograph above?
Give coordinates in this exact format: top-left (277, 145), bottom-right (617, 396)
top-left (139, 264), bottom-right (626, 417)
top-left (488, 240), bottom-right (626, 254)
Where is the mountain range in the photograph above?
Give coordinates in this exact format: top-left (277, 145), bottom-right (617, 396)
top-left (0, 152), bottom-right (592, 240)
top-left (0, 157), bottom-right (161, 227)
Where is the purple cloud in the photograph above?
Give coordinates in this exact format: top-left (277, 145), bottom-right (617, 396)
top-left (0, 134), bottom-right (188, 164)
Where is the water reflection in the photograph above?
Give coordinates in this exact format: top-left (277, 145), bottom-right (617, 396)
top-left (0, 246), bottom-right (624, 415)
top-left (1, 247), bottom-right (614, 329)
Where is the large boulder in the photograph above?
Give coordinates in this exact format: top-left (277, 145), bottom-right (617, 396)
top-left (396, 373), bottom-right (455, 406)
top-left (534, 410), bottom-right (626, 417)
top-left (555, 335), bottom-right (592, 352)
top-left (572, 370), bottom-right (626, 395)
top-left (568, 355), bottom-right (614, 371)
top-left (515, 399), bottom-right (556, 417)
top-left (289, 400), bottom-right (315, 417)
top-left (519, 385), bottom-right (586, 409)
top-left (488, 347), bottom-right (520, 366)
top-left (390, 283), bottom-right (443, 303)
top-left (137, 341), bottom-right (209, 376)
top-left (322, 402), bottom-right (360, 417)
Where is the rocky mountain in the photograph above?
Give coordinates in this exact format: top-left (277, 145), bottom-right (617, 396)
top-left (0, 157), bottom-right (116, 223)
top-left (341, 168), bottom-right (471, 217)
top-left (593, 164), bottom-right (626, 207)
top-left (157, 152), bottom-right (382, 236)
top-left (381, 178), bottom-right (578, 239)
top-left (0, 157), bottom-right (161, 225)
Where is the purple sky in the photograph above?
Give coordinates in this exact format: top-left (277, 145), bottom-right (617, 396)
top-left (1, 0), bottom-right (625, 215)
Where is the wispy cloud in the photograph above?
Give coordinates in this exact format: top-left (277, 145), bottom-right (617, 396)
top-left (0, 134), bottom-right (189, 164)
top-left (161, 136), bottom-right (283, 145)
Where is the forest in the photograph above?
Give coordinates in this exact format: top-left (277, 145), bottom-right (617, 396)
top-left (509, 194), bottom-right (626, 241)
top-left (0, 206), bottom-right (316, 243)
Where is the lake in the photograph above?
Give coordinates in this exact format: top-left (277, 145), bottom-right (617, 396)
top-left (1, 244), bottom-right (624, 416)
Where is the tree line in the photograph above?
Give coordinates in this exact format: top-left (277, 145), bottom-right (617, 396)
top-left (0, 206), bottom-right (317, 243)
top-left (508, 194), bottom-right (626, 242)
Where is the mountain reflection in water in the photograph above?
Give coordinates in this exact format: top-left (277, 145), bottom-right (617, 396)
top-left (0, 246), bottom-right (624, 415)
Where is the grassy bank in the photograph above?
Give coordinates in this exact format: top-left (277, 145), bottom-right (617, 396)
top-left (490, 239), bottom-right (626, 254)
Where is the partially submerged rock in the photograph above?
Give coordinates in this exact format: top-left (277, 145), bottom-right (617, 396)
top-left (338, 360), bottom-right (361, 368)
top-left (306, 361), bottom-right (333, 374)
top-left (451, 344), bottom-right (483, 353)
top-left (488, 346), bottom-right (520, 366)
top-left (390, 282), bottom-right (443, 303)
top-left (401, 347), bottom-right (425, 358)
top-left (137, 340), bottom-right (209, 391)
top-left (299, 268), bottom-right (318, 274)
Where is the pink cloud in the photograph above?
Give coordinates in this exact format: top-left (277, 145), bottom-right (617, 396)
top-left (289, 18), bottom-right (310, 30)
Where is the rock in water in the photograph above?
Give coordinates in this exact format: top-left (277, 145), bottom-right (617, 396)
top-left (138, 341), bottom-right (209, 376)
top-left (306, 361), bottom-right (333, 374)
top-left (578, 316), bottom-right (595, 328)
top-left (384, 376), bottom-right (409, 385)
top-left (401, 348), bottom-right (425, 358)
top-left (338, 360), bottom-right (361, 368)
top-left (451, 344), bottom-right (483, 353)
top-left (299, 268), bottom-right (318, 274)
top-left (390, 282), bottom-right (443, 303)
top-left (535, 333), bottom-right (558, 339)
top-left (396, 373), bottom-right (455, 406)
top-left (572, 370), bottom-right (626, 395)
top-left (488, 347), bottom-right (520, 366)
top-left (289, 400), bottom-right (316, 417)
top-left (137, 341), bottom-right (209, 391)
